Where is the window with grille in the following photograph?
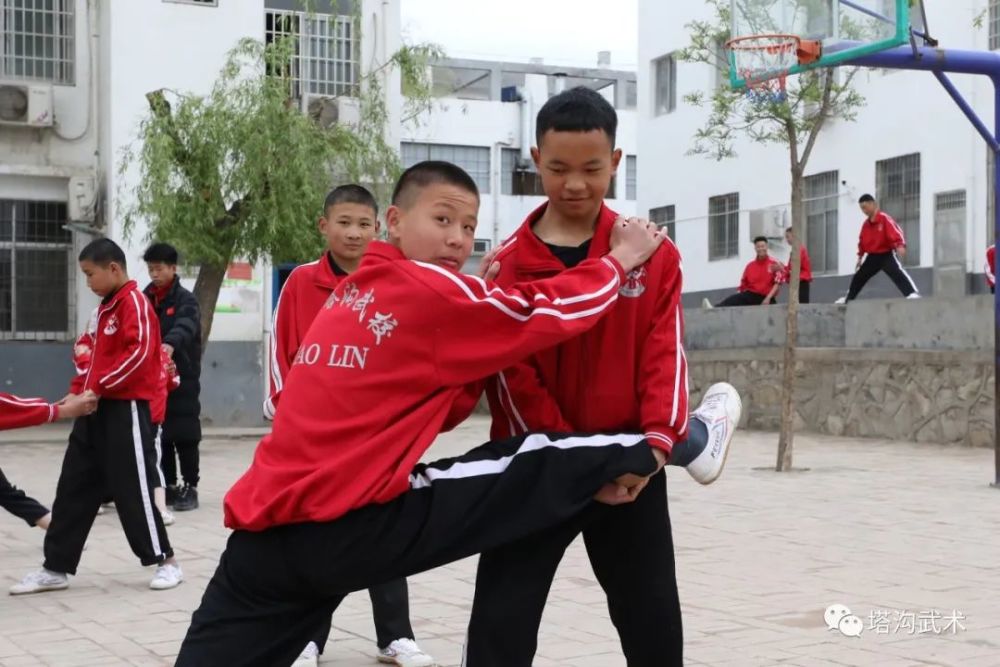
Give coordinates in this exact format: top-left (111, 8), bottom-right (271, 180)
top-left (0, 0), bottom-right (75, 84)
top-left (991, 1), bottom-right (1000, 51)
top-left (650, 205), bottom-right (675, 241)
top-left (804, 170), bottom-right (839, 274)
top-left (653, 53), bottom-right (676, 116)
top-left (265, 8), bottom-right (358, 100)
top-left (0, 199), bottom-right (72, 339)
top-left (401, 143), bottom-right (491, 194)
top-left (708, 193), bottom-right (739, 260)
top-left (876, 153), bottom-right (921, 266)
top-left (625, 155), bottom-right (637, 201)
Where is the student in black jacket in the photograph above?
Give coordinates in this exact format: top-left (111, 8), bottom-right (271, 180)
top-left (142, 243), bottom-right (203, 512)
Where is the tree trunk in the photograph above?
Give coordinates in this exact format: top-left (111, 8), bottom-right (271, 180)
top-left (192, 259), bottom-right (230, 355)
top-left (776, 168), bottom-right (805, 471)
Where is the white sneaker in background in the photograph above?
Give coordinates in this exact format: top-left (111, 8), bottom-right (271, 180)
top-left (160, 509), bottom-right (175, 526)
top-left (834, 296), bottom-right (847, 304)
top-left (701, 297), bottom-right (714, 309)
top-left (292, 641), bottom-right (320, 667)
top-left (906, 293), bottom-right (922, 299)
top-left (686, 383), bottom-right (742, 486)
top-left (9, 569), bottom-right (69, 595)
top-left (149, 563), bottom-right (183, 590)
top-left (377, 638), bottom-right (435, 666)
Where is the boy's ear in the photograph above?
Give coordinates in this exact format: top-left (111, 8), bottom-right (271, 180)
top-left (317, 216), bottom-right (328, 235)
top-left (385, 205), bottom-right (402, 241)
top-left (530, 146), bottom-right (541, 171)
top-left (610, 148), bottom-right (623, 173)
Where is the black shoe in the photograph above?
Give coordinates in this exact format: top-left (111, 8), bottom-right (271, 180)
top-left (173, 485), bottom-right (199, 512)
top-left (165, 485), bottom-right (180, 507)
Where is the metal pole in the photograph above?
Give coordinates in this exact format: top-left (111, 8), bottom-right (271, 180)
top-left (993, 77), bottom-right (1000, 488)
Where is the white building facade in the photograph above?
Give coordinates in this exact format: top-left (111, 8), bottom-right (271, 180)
top-left (638, 1), bottom-right (997, 306)
top-left (404, 56), bottom-right (638, 272)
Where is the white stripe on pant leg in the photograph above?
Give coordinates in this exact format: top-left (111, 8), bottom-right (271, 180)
top-left (131, 401), bottom-right (164, 558)
top-left (153, 425), bottom-right (165, 488)
top-left (892, 253), bottom-right (919, 293)
top-left (409, 432), bottom-right (648, 489)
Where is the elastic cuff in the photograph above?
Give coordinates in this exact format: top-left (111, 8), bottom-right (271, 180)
top-left (601, 255), bottom-right (628, 281)
top-left (644, 431), bottom-right (676, 456)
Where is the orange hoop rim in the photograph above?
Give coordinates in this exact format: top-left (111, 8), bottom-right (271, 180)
top-left (725, 33), bottom-right (801, 52)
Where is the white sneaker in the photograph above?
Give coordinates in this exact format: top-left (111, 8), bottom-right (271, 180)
top-left (377, 638), bottom-right (435, 666)
top-left (9, 568), bottom-right (69, 595)
top-left (292, 641), bottom-right (319, 667)
top-left (149, 563), bottom-right (183, 590)
top-left (160, 509), bottom-right (175, 526)
top-left (834, 296), bottom-right (847, 304)
top-left (686, 383), bottom-right (742, 485)
top-left (701, 297), bottom-right (714, 309)
top-left (907, 292), bottom-right (922, 299)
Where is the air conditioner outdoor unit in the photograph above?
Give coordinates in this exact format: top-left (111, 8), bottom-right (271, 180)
top-left (749, 206), bottom-right (789, 240)
top-left (472, 239), bottom-right (492, 256)
top-left (0, 81), bottom-right (54, 128)
top-left (302, 94), bottom-right (361, 129)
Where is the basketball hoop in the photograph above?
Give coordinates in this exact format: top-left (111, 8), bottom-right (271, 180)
top-left (726, 34), bottom-right (822, 103)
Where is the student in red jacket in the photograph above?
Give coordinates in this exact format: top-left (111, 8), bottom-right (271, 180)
top-left (10, 239), bottom-right (182, 596)
top-left (842, 194), bottom-right (919, 302)
top-left (269, 185), bottom-right (434, 667)
top-left (466, 86), bottom-right (739, 666)
top-left (177, 161), bottom-right (675, 665)
top-left (712, 236), bottom-right (783, 307)
top-left (1, 392), bottom-right (96, 531)
top-left (776, 227), bottom-right (813, 303)
top-left (986, 244), bottom-right (995, 294)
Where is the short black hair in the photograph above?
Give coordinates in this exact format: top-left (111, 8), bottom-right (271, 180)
top-left (391, 160), bottom-right (479, 208)
top-left (753, 236), bottom-right (769, 245)
top-left (535, 86), bottom-right (618, 147)
top-left (859, 194), bottom-right (876, 204)
top-left (143, 242), bottom-right (179, 265)
top-left (325, 184), bottom-right (378, 216)
top-left (79, 238), bottom-right (127, 268)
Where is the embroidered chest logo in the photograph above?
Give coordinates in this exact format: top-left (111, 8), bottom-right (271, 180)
top-left (619, 266), bottom-right (647, 298)
top-left (103, 314), bottom-right (119, 336)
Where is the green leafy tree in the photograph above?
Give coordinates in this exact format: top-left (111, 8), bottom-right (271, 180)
top-left (119, 16), bottom-right (440, 350)
top-left (680, 0), bottom-right (865, 470)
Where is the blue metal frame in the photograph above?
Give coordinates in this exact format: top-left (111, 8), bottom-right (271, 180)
top-left (845, 44), bottom-right (1000, 487)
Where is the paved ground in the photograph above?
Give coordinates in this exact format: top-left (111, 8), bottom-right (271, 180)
top-left (1, 417), bottom-right (998, 666)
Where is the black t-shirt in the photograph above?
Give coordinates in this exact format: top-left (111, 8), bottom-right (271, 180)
top-left (326, 252), bottom-right (349, 277)
top-left (544, 239), bottom-right (592, 269)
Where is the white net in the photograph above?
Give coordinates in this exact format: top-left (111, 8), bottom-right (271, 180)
top-left (729, 34), bottom-right (800, 84)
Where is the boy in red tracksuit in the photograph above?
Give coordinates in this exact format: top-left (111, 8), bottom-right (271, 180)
top-left (9, 239), bottom-right (183, 596)
top-left (466, 86), bottom-right (740, 667)
top-left (268, 184), bottom-right (434, 667)
top-left (714, 235), bottom-right (784, 307)
top-left (177, 161), bottom-right (677, 666)
top-left (1, 391), bottom-right (96, 530)
top-left (844, 194), bottom-right (919, 301)
top-left (986, 244), bottom-right (995, 294)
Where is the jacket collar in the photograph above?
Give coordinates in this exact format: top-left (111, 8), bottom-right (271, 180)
top-left (512, 202), bottom-right (619, 274)
top-left (102, 280), bottom-right (138, 310)
top-left (314, 251), bottom-right (347, 289)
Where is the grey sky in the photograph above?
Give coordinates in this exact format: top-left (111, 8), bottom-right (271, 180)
top-left (400, 0), bottom-right (638, 69)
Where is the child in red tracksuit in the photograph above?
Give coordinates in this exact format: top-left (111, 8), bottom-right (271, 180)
top-left (176, 161), bottom-right (673, 666)
top-left (268, 184), bottom-right (433, 666)
top-left (1, 392), bottom-right (96, 530)
top-left (9, 239), bottom-right (182, 596)
top-left (844, 194), bottom-right (919, 301)
top-left (466, 86), bottom-right (740, 667)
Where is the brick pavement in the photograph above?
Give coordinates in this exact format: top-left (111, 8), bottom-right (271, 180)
top-left (1, 418), bottom-right (998, 666)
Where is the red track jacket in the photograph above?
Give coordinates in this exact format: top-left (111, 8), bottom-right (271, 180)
top-left (485, 204), bottom-right (688, 453)
top-left (986, 245), bottom-right (995, 289)
top-left (858, 211), bottom-right (906, 257)
top-left (69, 280), bottom-right (162, 402)
top-left (224, 241), bottom-right (629, 531)
top-left (0, 393), bottom-right (57, 430)
top-left (265, 253), bottom-right (345, 419)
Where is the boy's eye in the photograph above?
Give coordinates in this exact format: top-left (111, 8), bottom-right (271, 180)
top-left (436, 216), bottom-right (450, 224)
top-left (463, 224), bottom-right (475, 233)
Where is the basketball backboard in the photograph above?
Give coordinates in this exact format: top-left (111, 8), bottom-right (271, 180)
top-left (728, 0), bottom-right (918, 89)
